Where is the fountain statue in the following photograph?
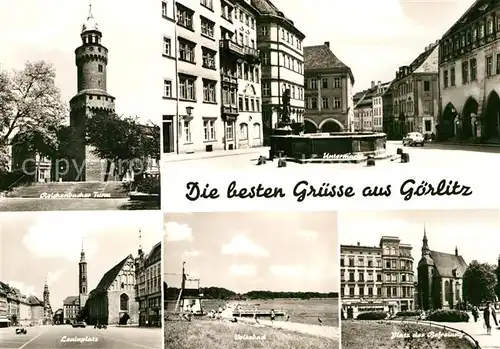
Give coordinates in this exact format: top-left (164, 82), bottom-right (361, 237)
top-left (268, 88), bottom-right (387, 163)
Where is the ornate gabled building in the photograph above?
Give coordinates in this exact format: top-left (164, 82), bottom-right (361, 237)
top-left (391, 42), bottom-right (440, 139)
top-left (252, 0), bottom-right (306, 145)
top-left (439, 0), bottom-right (500, 143)
top-left (417, 228), bottom-right (468, 310)
top-left (303, 42), bottom-right (355, 133)
top-left (353, 86), bottom-right (376, 132)
top-left (135, 238), bottom-right (162, 327)
top-left (85, 254), bottom-right (139, 325)
top-left (67, 3), bottom-right (116, 181)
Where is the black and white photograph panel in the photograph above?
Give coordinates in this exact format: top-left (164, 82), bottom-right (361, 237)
top-left (163, 0), bottom-right (500, 174)
top-left (339, 209), bottom-right (500, 349)
top-left (0, 211), bottom-right (162, 349)
top-left (0, 0), bottom-right (160, 211)
top-left (163, 211), bottom-right (339, 349)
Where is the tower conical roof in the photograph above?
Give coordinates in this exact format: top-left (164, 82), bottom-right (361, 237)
top-left (82, 2), bottom-right (99, 33)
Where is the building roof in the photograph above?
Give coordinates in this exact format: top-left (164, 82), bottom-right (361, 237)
top-left (90, 254), bottom-right (133, 296)
top-left (27, 295), bottom-right (43, 306)
top-left (63, 296), bottom-right (80, 306)
top-left (442, 0), bottom-right (489, 38)
top-left (304, 44), bottom-right (355, 83)
top-left (430, 250), bottom-right (468, 278)
top-left (409, 43), bottom-right (439, 70)
top-left (146, 242), bottom-right (161, 264)
top-left (251, 0), bottom-right (305, 39)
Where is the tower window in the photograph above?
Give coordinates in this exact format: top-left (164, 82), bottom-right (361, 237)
top-left (98, 64), bottom-right (103, 72)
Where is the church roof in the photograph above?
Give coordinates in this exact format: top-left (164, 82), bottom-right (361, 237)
top-left (63, 296), bottom-right (80, 306)
top-left (430, 250), bottom-right (468, 278)
top-left (90, 254), bottom-right (133, 296)
top-left (304, 44), bottom-right (355, 83)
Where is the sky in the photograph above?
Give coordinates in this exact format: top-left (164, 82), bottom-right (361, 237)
top-left (0, 211), bottom-right (162, 310)
top-left (164, 212), bottom-right (338, 294)
top-left (339, 210), bottom-right (500, 271)
top-left (0, 0), bottom-right (160, 124)
top-left (273, 0), bottom-right (474, 92)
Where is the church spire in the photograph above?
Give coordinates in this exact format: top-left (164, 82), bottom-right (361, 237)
top-left (138, 229), bottom-right (143, 255)
top-left (88, 0), bottom-right (93, 20)
top-left (455, 246), bottom-right (458, 256)
top-left (421, 224), bottom-right (430, 256)
top-left (80, 237), bottom-right (86, 262)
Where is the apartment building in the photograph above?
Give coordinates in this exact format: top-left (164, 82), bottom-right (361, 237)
top-left (162, 0), bottom-right (177, 153)
top-left (439, 1), bottom-right (500, 143)
top-left (341, 236), bottom-right (415, 319)
top-left (372, 81), bottom-right (392, 133)
top-left (353, 86), bottom-right (376, 132)
top-left (252, 0), bottom-right (306, 145)
top-left (219, 0), bottom-right (263, 150)
top-left (303, 42), bottom-right (355, 133)
top-left (391, 42), bottom-right (439, 139)
top-left (162, 0), bottom-right (263, 154)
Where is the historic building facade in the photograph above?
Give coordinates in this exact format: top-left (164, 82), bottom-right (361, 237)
top-left (341, 237), bottom-right (415, 319)
top-left (85, 255), bottom-right (139, 325)
top-left (135, 242), bottom-right (162, 326)
top-left (63, 296), bottom-right (80, 324)
top-left (42, 280), bottom-right (53, 325)
top-left (353, 86), bottom-right (375, 131)
top-left (0, 282), bottom-right (45, 327)
top-left (303, 42), bottom-right (354, 133)
top-left (254, 0), bottom-right (305, 145)
top-left (372, 81), bottom-right (392, 133)
top-left (417, 229), bottom-right (467, 310)
top-left (53, 308), bottom-right (64, 325)
top-left (382, 82), bottom-right (395, 139)
top-left (162, 0), bottom-right (264, 154)
top-left (439, 1), bottom-right (500, 142)
top-left (391, 42), bottom-right (439, 139)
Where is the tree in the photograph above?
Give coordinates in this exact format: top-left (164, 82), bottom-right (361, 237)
top-left (86, 110), bottom-right (160, 181)
top-left (463, 260), bottom-right (497, 306)
top-left (0, 61), bottom-right (66, 151)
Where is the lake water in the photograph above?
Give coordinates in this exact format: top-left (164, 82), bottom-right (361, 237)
top-left (200, 298), bottom-right (339, 327)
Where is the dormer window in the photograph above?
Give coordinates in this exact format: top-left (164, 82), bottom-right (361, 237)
top-left (488, 20), bottom-right (493, 34)
top-left (461, 34), bottom-right (465, 47)
top-left (480, 24), bottom-right (485, 38)
top-left (472, 28), bottom-right (477, 41)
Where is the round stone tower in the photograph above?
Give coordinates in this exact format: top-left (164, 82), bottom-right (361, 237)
top-left (68, 3), bottom-right (115, 181)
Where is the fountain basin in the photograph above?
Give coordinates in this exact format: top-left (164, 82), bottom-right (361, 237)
top-left (269, 132), bottom-right (388, 164)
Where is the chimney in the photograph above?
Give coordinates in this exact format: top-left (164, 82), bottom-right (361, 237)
top-left (378, 80), bottom-right (381, 87)
top-left (455, 246), bottom-right (458, 256)
top-left (324, 41), bottom-right (330, 48)
top-left (371, 81), bottom-right (375, 88)
top-left (357, 242), bottom-right (360, 246)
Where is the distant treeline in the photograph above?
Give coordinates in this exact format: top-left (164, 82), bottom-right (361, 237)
top-left (164, 285), bottom-right (338, 300)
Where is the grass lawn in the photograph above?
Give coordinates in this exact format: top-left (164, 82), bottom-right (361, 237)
top-left (165, 320), bottom-right (338, 349)
top-left (0, 198), bottom-right (159, 211)
top-left (342, 321), bottom-right (475, 349)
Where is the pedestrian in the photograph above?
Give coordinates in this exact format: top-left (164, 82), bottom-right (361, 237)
top-left (484, 302), bottom-right (492, 335)
top-left (270, 309), bottom-right (276, 325)
top-left (472, 306), bottom-right (479, 323)
top-left (492, 304), bottom-right (498, 327)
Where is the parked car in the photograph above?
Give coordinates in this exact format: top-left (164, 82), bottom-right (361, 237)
top-left (72, 321), bottom-right (86, 328)
top-left (403, 132), bottom-right (425, 146)
top-left (15, 327), bottom-right (27, 334)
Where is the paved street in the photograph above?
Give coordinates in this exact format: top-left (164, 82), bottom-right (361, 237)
top-left (0, 325), bottom-right (162, 349)
top-left (423, 318), bottom-right (500, 349)
top-left (163, 141), bottom-right (500, 171)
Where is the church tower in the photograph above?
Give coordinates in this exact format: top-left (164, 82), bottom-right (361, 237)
top-left (79, 239), bottom-right (89, 308)
top-left (417, 225), bottom-right (435, 310)
top-left (43, 279), bottom-right (53, 324)
top-left (68, 1), bottom-right (115, 181)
